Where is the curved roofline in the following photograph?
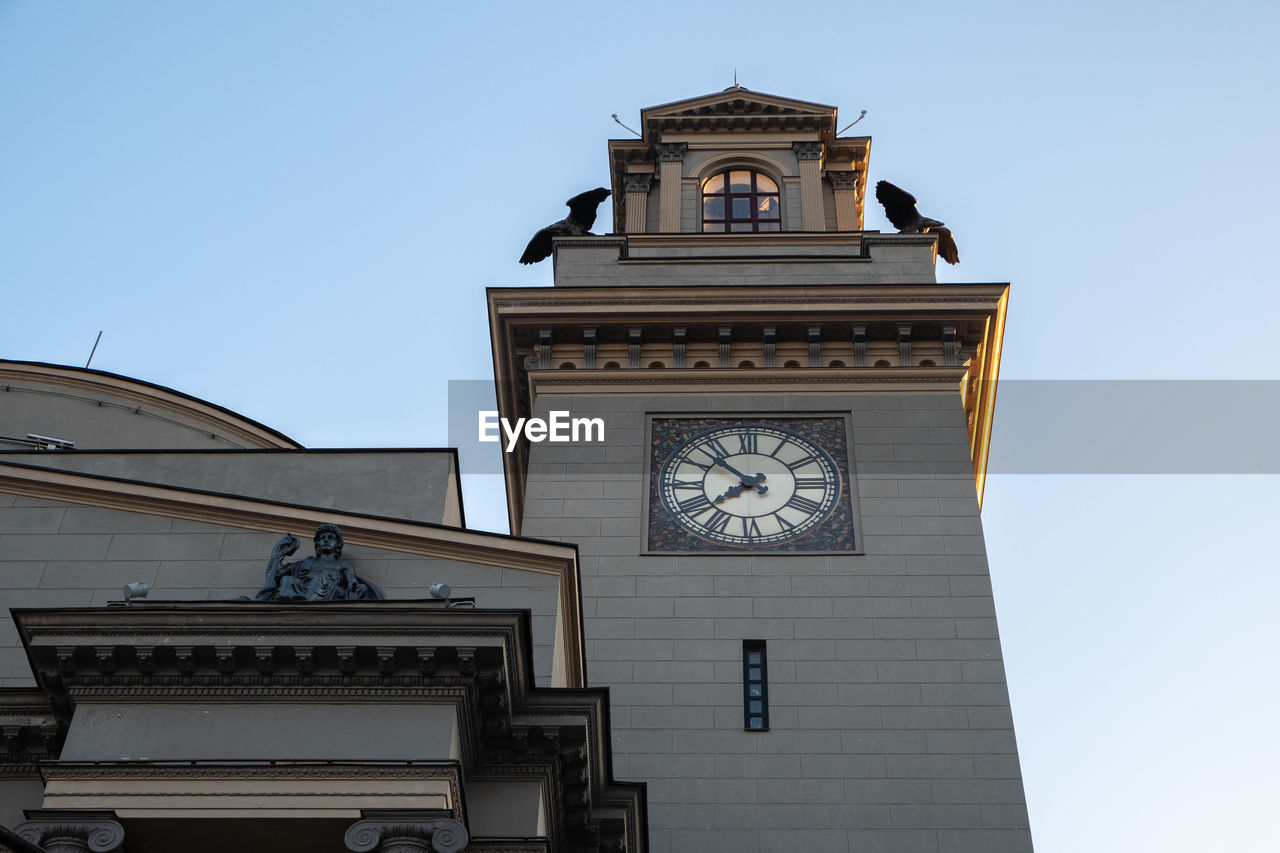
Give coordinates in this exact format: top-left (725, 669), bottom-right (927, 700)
top-left (0, 360), bottom-right (301, 449)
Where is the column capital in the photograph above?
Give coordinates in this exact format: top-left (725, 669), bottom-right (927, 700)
top-left (622, 172), bottom-right (653, 193)
top-left (345, 816), bottom-right (469, 853)
top-left (792, 141), bottom-right (824, 161)
top-left (15, 812), bottom-right (124, 853)
top-left (654, 142), bottom-right (688, 162)
top-left (827, 169), bottom-right (859, 190)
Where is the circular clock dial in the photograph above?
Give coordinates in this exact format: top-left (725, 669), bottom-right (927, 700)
top-left (658, 423), bottom-right (841, 546)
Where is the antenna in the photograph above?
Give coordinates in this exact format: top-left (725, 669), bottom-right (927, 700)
top-left (85, 331), bottom-right (102, 369)
top-left (611, 113), bottom-right (641, 137)
top-left (837, 110), bottom-right (868, 135)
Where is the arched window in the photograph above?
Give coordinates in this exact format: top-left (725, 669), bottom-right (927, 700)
top-left (702, 170), bottom-right (781, 232)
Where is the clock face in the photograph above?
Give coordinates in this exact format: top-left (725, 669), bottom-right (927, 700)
top-left (648, 418), bottom-right (856, 552)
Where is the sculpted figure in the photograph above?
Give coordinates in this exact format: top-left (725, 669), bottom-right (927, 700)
top-left (255, 524), bottom-right (383, 601)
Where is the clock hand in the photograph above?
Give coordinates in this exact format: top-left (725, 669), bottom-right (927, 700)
top-left (711, 457), bottom-right (768, 491)
top-left (712, 474), bottom-right (768, 504)
top-left (710, 456), bottom-right (751, 480)
top-left (713, 483), bottom-right (746, 504)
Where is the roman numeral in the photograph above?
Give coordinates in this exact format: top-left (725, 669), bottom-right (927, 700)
top-left (741, 517), bottom-right (762, 538)
top-left (785, 455), bottom-right (819, 472)
top-left (678, 494), bottom-right (713, 515)
top-left (670, 478), bottom-right (704, 490)
top-left (785, 493), bottom-right (823, 514)
top-left (701, 436), bottom-right (733, 461)
top-left (737, 431), bottom-right (759, 454)
top-left (793, 477), bottom-right (828, 490)
top-left (703, 509), bottom-right (733, 534)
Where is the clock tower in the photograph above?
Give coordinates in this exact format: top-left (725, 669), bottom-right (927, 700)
top-left (489, 88), bottom-right (1027, 852)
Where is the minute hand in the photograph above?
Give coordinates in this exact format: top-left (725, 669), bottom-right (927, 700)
top-left (711, 457), bottom-right (768, 494)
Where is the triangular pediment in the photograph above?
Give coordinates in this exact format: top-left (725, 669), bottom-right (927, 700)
top-left (640, 86), bottom-right (837, 138)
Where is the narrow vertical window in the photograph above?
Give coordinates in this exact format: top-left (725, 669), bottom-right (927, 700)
top-left (742, 640), bottom-right (769, 731)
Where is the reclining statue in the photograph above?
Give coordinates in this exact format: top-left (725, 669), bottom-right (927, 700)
top-left (255, 524), bottom-right (383, 602)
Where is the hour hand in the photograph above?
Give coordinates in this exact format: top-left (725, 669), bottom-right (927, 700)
top-left (713, 483), bottom-right (746, 504)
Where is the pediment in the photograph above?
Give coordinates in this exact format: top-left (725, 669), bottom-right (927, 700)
top-left (640, 87), bottom-right (836, 138)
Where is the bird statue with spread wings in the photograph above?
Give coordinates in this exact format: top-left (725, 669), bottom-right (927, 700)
top-left (519, 187), bottom-right (612, 264)
top-left (874, 180), bottom-right (959, 265)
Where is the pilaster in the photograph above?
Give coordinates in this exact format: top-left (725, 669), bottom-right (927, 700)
top-left (622, 172), bottom-right (653, 233)
top-left (793, 142), bottom-right (825, 230)
top-left (828, 169), bottom-right (860, 231)
top-left (654, 143), bottom-right (687, 232)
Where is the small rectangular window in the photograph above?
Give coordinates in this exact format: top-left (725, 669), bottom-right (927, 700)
top-left (742, 640), bottom-right (769, 731)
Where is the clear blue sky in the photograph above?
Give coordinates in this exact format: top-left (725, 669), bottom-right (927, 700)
top-left (3, 2), bottom-right (1278, 850)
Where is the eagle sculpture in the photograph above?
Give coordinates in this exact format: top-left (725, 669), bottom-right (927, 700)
top-left (519, 187), bottom-right (612, 264)
top-left (874, 180), bottom-right (959, 265)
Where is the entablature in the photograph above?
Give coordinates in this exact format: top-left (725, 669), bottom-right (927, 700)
top-left (489, 282), bottom-right (1009, 530)
top-left (10, 604), bottom-right (647, 853)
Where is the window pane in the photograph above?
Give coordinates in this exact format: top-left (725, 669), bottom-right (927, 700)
top-left (747, 651), bottom-right (762, 665)
top-left (731, 198), bottom-right (750, 219)
top-left (758, 196), bottom-right (779, 218)
top-left (730, 222), bottom-right (753, 232)
top-left (703, 174), bottom-right (724, 194)
top-left (703, 198), bottom-right (724, 219)
top-left (748, 666), bottom-right (762, 680)
top-left (748, 684), bottom-right (763, 697)
top-left (756, 175), bottom-right (778, 193)
top-left (729, 171), bottom-right (751, 192)
top-left (758, 221), bottom-right (781, 232)
top-left (749, 700), bottom-right (763, 714)
top-left (748, 716), bottom-right (764, 730)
